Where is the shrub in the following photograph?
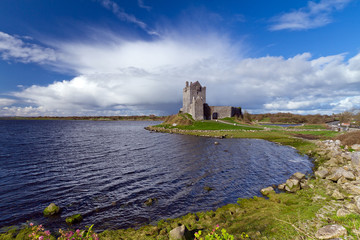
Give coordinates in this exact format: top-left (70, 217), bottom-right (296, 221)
top-left (335, 131), bottom-right (360, 146)
top-left (26, 223), bottom-right (98, 240)
top-left (194, 225), bottom-right (241, 240)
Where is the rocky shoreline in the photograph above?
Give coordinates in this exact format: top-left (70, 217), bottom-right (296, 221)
top-left (258, 139), bottom-right (360, 239)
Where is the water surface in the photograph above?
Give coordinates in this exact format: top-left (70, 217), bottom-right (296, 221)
top-left (0, 120), bottom-right (312, 231)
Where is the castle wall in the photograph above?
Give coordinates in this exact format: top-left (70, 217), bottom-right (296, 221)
top-left (210, 106), bottom-right (242, 119)
top-left (190, 97), bottom-right (205, 120)
top-left (210, 106), bottom-right (232, 119)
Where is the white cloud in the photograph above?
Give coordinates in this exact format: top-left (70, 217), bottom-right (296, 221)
top-left (0, 98), bottom-right (16, 107)
top-left (0, 31), bottom-right (56, 63)
top-left (270, 0), bottom-right (352, 31)
top-left (1, 30), bottom-right (360, 116)
top-left (138, 0), bottom-right (151, 11)
top-left (99, 0), bottom-right (158, 36)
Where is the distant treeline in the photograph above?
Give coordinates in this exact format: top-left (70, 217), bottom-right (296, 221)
top-left (0, 115), bottom-right (166, 121)
top-left (251, 112), bottom-right (337, 124)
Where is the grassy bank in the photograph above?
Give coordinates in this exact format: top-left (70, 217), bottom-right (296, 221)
top-left (3, 118), bottom-right (354, 240)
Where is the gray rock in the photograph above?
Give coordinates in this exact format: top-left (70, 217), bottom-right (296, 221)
top-left (285, 179), bottom-right (300, 193)
top-left (331, 190), bottom-right (345, 200)
top-left (342, 183), bottom-right (360, 195)
top-left (337, 208), bottom-right (351, 217)
top-left (43, 203), bottom-right (60, 216)
top-left (337, 176), bottom-right (349, 185)
top-left (351, 152), bottom-right (360, 169)
top-left (335, 140), bottom-right (341, 146)
top-left (169, 225), bottom-right (191, 240)
top-left (290, 172), bottom-right (306, 181)
top-left (278, 183), bottom-right (286, 190)
top-left (260, 186), bottom-right (275, 196)
top-left (352, 144), bottom-right (360, 151)
top-left (315, 224), bottom-right (347, 239)
top-left (342, 170), bottom-right (356, 181)
top-left (327, 168), bottom-right (355, 182)
top-left (315, 169), bottom-right (329, 179)
top-left (345, 203), bottom-right (357, 212)
top-left (300, 179), bottom-right (309, 189)
top-left (354, 196), bottom-right (360, 212)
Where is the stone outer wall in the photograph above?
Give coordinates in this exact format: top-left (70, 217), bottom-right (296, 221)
top-left (210, 106), bottom-right (232, 119)
top-left (209, 106), bottom-right (242, 120)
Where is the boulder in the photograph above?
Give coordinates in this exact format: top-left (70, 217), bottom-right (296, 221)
top-left (300, 179), bottom-right (309, 189)
top-left (335, 140), bottom-right (341, 146)
top-left (214, 142), bottom-right (219, 145)
top-left (337, 208), bottom-right (351, 217)
top-left (260, 186), bottom-right (275, 196)
top-left (351, 152), bottom-right (360, 169)
top-left (342, 183), bottom-right (360, 195)
top-left (65, 214), bottom-right (83, 224)
top-left (352, 144), bottom-right (360, 151)
top-left (43, 203), bottom-right (60, 216)
top-left (315, 169), bottom-right (329, 179)
top-left (278, 183), bottom-right (286, 190)
top-left (326, 168), bottom-right (355, 182)
top-left (337, 176), bottom-right (349, 185)
top-left (315, 224), bottom-right (347, 239)
top-left (285, 179), bottom-right (300, 193)
top-left (354, 196), bottom-right (360, 212)
top-left (144, 198), bottom-right (158, 206)
top-left (331, 190), bottom-right (345, 200)
top-left (290, 172), bottom-right (305, 181)
top-left (169, 225), bottom-right (191, 240)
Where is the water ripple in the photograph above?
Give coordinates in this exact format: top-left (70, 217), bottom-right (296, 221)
top-left (0, 120), bottom-right (313, 232)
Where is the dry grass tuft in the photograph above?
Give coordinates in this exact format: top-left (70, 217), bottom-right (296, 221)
top-left (335, 130), bottom-right (360, 146)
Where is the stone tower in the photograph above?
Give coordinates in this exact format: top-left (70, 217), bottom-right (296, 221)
top-left (181, 81), bottom-right (206, 120)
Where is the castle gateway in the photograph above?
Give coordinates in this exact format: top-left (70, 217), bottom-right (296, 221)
top-left (180, 81), bottom-right (242, 120)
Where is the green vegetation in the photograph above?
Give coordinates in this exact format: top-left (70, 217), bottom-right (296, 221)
top-left (292, 124), bottom-right (328, 130)
top-left (251, 112), bottom-right (336, 124)
top-left (92, 180), bottom-right (332, 239)
top-left (0, 223), bottom-right (98, 240)
top-left (162, 113), bottom-right (194, 126)
top-left (175, 121), bottom-right (261, 131)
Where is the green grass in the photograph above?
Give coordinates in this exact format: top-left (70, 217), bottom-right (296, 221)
top-left (292, 130), bottom-right (340, 138)
top-left (96, 179), bottom-right (329, 239)
top-left (162, 120), bottom-right (262, 131)
top-left (291, 124), bottom-right (328, 130)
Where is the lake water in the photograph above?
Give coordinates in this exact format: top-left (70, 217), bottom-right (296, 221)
top-left (0, 120), bottom-right (313, 232)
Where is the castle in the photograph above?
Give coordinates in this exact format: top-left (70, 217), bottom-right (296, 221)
top-left (180, 81), bottom-right (242, 120)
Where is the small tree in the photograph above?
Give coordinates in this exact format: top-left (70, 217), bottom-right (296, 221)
top-left (339, 111), bottom-right (353, 124)
top-left (243, 110), bottom-right (252, 123)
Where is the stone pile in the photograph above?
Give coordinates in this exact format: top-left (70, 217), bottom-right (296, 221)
top-left (312, 140), bottom-right (360, 239)
top-left (259, 139), bottom-right (360, 239)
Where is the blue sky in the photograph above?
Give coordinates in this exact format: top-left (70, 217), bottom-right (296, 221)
top-left (0, 0), bottom-right (360, 116)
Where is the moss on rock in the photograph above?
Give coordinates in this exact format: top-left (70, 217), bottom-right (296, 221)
top-left (43, 203), bottom-right (60, 216)
top-left (65, 214), bottom-right (83, 225)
